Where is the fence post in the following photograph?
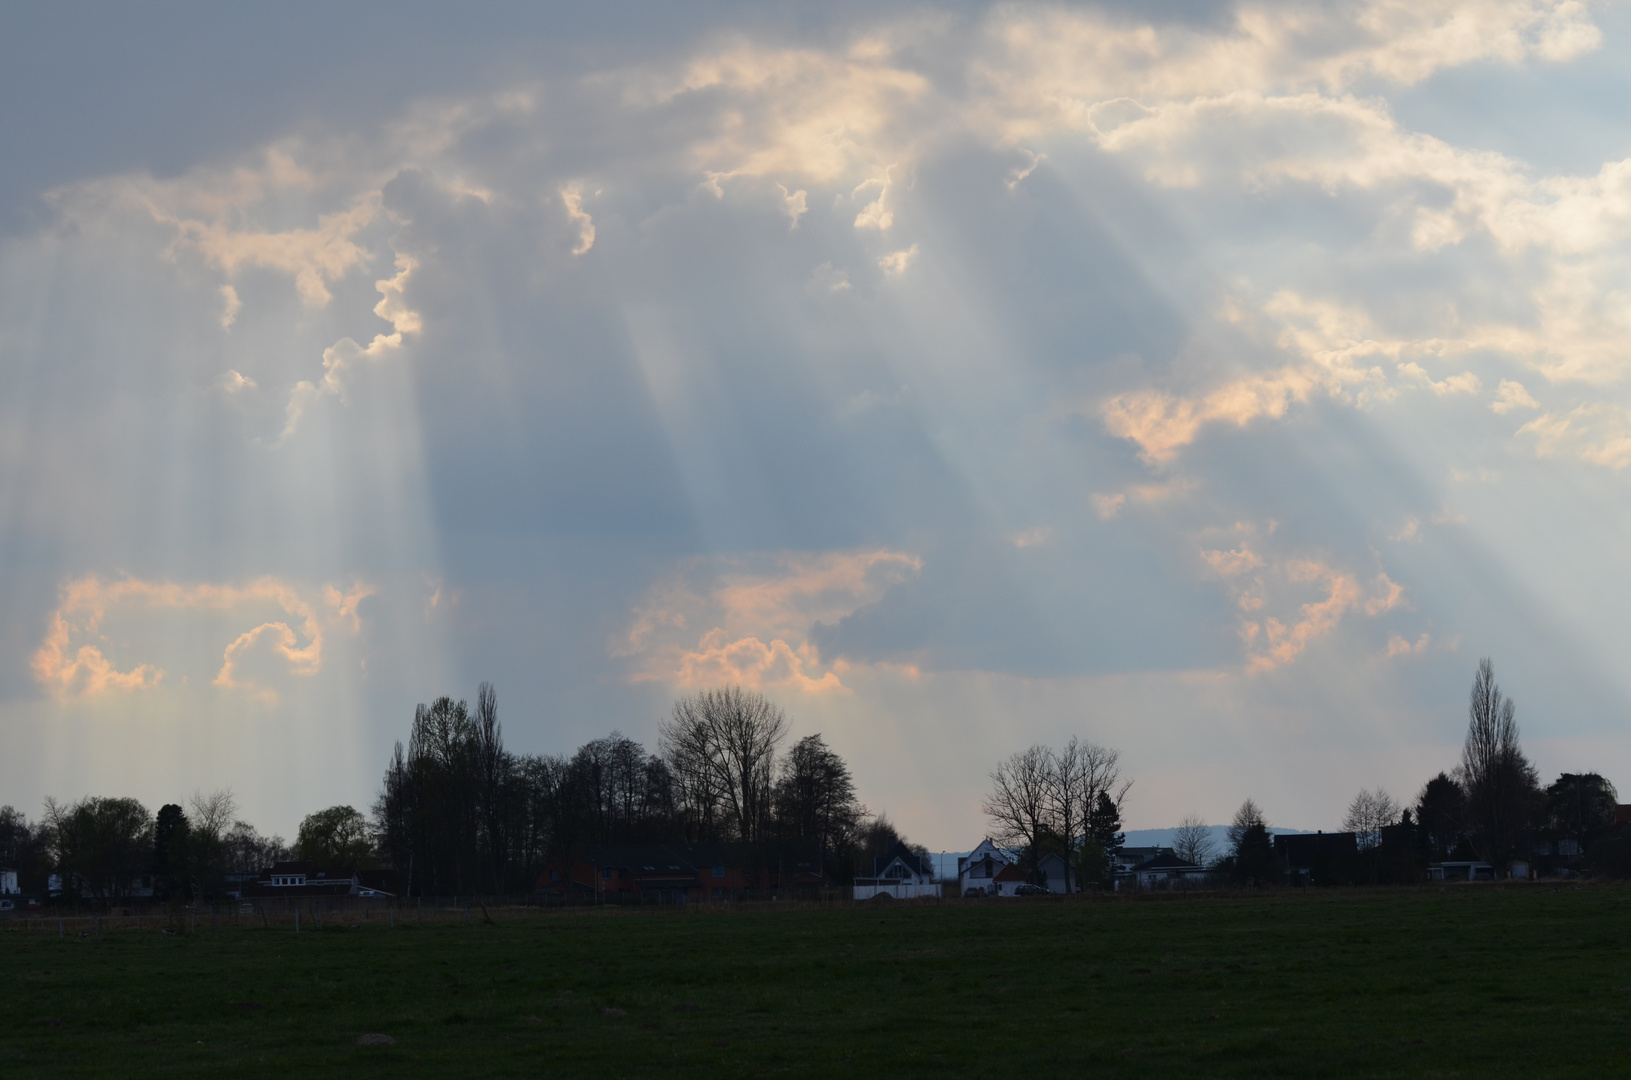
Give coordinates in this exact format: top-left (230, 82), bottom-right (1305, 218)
top-left (58, 916), bottom-right (64, 939)
top-left (295, 908), bottom-right (300, 934)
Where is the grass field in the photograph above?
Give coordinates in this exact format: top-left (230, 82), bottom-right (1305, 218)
top-left (4, 886), bottom-right (1631, 1078)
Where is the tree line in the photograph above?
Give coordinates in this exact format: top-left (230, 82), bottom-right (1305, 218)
top-left (1, 685), bottom-right (921, 903)
top-left (1155, 658), bottom-right (1626, 886)
top-left (373, 684), bottom-right (917, 895)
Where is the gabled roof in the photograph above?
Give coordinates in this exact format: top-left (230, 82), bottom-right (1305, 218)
top-left (993, 862), bottom-right (1028, 882)
top-left (873, 841), bottom-right (930, 879)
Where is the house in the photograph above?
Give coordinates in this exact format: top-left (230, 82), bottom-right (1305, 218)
top-left (854, 842), bottom-right (937, 900)
top-left (1276, 831), bottom-right (1360, 884)
top-left (958, 840), bottom-right (1094, 895)
top-left (0, 867), bottom-right (17, 895)
top-left (958, 838), bottom-right (1012, 896)
top-left (1113, 846), bottom-right (1168, 875)
top-left (239, 861), bottom-right (376, 899)
top-left (990, 861), bottom-right (1031, 896)
top-left (1122, 850), bottom-right (1209, 889)
top-left (1035, 852), bottom-right (1072, 894)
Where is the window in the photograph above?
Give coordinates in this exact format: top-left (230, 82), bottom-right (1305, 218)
top-left (602, 868), bottom-right (612, 880)
top-left (712, 865), bottom-right (725, 878)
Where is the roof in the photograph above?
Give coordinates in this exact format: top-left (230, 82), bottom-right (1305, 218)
top-left (1117, 846), bottom-right (1168, 863)
top-left (873, 841), bottom-right (930, 879)
top-left (993, 862), bottom-right (1028, 882)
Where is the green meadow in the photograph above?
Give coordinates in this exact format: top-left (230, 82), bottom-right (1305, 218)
top-left (4, 886), bottom-right (1630, 1078)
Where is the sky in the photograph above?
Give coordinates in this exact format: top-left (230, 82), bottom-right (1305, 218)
top-left (4, 0), bottom-right (1631, 849)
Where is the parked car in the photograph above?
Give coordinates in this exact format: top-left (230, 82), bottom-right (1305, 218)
top-left (963, 887), bottom-right (987, 898)
top-left (1013, 883), bottom-right (1048, 896)
top-left (0, 899), bottom-right (14, 912)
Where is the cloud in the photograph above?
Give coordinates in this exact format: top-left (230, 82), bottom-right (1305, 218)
top-left (1091, 493), bottom-right (1126, 520)
top-left (280, 253), bottom-right (421, 435)
top-left (1492, 378), bottom-right (1540, 414)
top-left (1387, 631), bottom-right (1432, 657)
top-left (854, 173), bottom-right (898, 230)
top-left (877, 243), bottom-right (919, 277)
top-left (1398, 362), bottom-right (1480, 396)
top-left (1519, 405), bottom-right (1631, 469)
top-left (619, 549), bottom-right (921, 692)
top-left (47, 150), bottom-right (378, 307)
top-left (808, 261), bottom-right (852, 294)
top-left (32, 575), bottom-right (372, 703)
top-left (217, 369), bottom-right (257, 394)
top-left (668, 629), bottom-right (844, 694)
top-left (561, 183), bottom-right (596, 255)
top-left (1197, 529), bottom-right (1405, 674)
top-left (1008, 526), bottom-right (1053, 549)
top-left (219, 284), bottom-right (242, 329)
top-left (653, 40), bottom-right (931, 186)
top-left (1099, 366), bottom-right (1325, 463)
top-left (1243, 560), bottom-right (1405, 674)
top-left (777, 183), bottom-right (808, 228)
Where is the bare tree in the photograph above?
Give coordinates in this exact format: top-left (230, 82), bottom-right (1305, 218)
top-left (1042, 739), bottom-right (1087, 893)
top-left (984, 745), bottom-right (1052, 880)
top-left (1342, 788), bottom-right (1400, 851)
top-left (188, 789), bottom-right (236, 840)
top-left (1458, 658), bottom-right (1541, 875)
top-left (660, 686), bottom-right (788, 844)
top-left (223, 820), bottom-right (290, 875)
top-left (1077, 743), bottom-right (1132, 884)
top-left (1172, 813), bottom-right (1214, 867)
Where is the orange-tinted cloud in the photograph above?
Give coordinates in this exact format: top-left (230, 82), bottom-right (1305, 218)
top-left (620, 548), bottom-right (921, 693)
top-left (32, 575), bottom-right (372, 704)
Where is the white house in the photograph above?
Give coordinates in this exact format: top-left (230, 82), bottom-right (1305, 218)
top-left (1, 867), bottom-right (18, 895)
top-left (853, 842), bottom-right (938, 900)
top-left (960, 842), bottom-right (1081, 895)
top-left (957, 839), bottom-right (1012, 896)
top-left (1035, 852), bottom-right (1072, 894)
top-left (1120, 850), bottom-right (1210, 890)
